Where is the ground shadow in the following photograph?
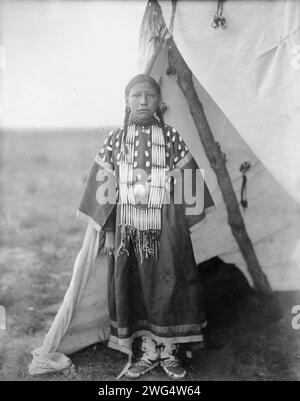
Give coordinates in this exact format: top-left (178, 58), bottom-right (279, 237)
top-left (69, 257), bottom-right (300, 381)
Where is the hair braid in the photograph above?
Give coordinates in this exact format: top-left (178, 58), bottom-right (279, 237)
top-left (121, 105), bottom-right (131, 151)
top-left (156, 107), bottom-right (174, 170)
top-left (155, 107), bottom-right (167, 136)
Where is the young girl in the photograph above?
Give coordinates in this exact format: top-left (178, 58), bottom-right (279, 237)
top-left (78, 74), bottom-right (214, 379)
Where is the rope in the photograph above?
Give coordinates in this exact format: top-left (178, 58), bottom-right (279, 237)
top-left (239, 161), bottom-right (251, 209)
top-left (168, 0), bottom-right (177, 36)
top-left (211, 0), bottom-right (227, 29)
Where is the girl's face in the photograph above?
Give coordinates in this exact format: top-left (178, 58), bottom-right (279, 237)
top-left (126, 81), bottom-right (160, 121)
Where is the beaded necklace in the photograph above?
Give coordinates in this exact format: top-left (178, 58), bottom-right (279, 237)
top-left (117, 123), bottom-right (166, 261)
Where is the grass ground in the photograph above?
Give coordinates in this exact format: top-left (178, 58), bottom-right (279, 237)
top-left (0, 128), bottom-right (299, 381)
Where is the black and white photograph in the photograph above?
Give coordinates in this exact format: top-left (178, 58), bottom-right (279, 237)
top-left (0, 0), bottom-right (300, 384)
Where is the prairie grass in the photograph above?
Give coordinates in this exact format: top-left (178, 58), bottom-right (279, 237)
top-left (0, 128), bottom-right (299, 381)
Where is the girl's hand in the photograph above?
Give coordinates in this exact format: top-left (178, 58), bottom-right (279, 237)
top-left (104, 231), bottom-right (115, 257)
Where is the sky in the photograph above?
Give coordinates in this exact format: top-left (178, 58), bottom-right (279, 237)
top-left (0, 0), bottom-right (146, 128)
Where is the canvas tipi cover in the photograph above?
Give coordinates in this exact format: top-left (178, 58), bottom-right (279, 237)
top-left (139, 0), bottom-right (300, 290)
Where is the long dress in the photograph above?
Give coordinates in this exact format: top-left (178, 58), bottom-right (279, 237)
top-left (78, 116), bottom-right (215, 354)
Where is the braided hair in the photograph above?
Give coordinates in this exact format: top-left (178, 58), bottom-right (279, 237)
top-left (155, 107), bottom-right (167, 136)
top-left (120, 105), bottom-right (131, 157)
top-left (156, 106), bottom-right (173, 169)
top-left (121, 105), bottom-right (168, 158)
top-left (122, 105), bottom-right (131, 138)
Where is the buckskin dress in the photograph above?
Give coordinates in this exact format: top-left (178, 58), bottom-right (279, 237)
top-left (78, 116), bottom-right (215, 354)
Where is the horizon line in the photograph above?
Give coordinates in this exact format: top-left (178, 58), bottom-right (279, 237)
top-left (0, 125), bottom-right (119, 132)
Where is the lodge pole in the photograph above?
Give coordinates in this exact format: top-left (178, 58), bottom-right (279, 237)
top-left (167, 38), bottom-right (273, 295)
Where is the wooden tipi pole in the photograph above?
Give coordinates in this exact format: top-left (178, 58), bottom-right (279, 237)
top-left (167, 38), bottom-right (273, 295)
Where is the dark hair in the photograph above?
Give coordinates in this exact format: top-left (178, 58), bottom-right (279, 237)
top-left (155, 107), bottom-right (167, 135)
top-left (125, 74), bottom-right (161, 98)
top-left (122, 104), bottom-right (131, 141)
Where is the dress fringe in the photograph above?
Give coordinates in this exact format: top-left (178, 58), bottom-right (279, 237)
top-left (117, 225), bottom-right (160, 263)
